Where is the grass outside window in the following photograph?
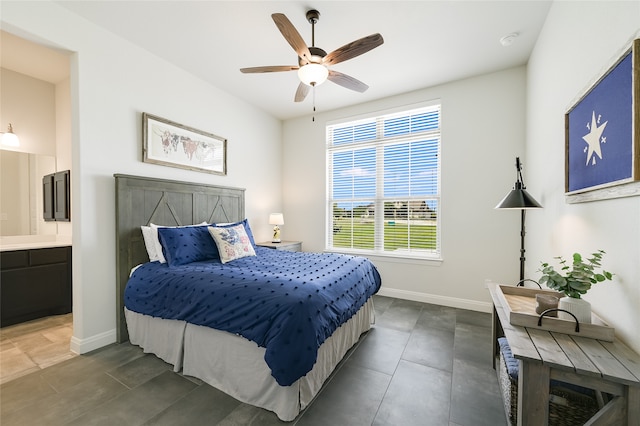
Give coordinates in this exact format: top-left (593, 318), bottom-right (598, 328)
top-left (332, 219), bottom-right (437, 251)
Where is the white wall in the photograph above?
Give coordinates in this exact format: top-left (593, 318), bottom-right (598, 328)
top-left (55, 77), bottom-right (72, 236)
top-left (526, 1), bottom-right (640, 352)
top-left (1, 68), bottom-right (56, 156)
top-left (283, 66), bottom-right (527, 311)
top-left (3, 1), bottom-right (283, 353)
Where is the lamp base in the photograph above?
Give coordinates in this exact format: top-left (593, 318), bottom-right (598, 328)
top-left (272, 225), bottom-right (281, 243)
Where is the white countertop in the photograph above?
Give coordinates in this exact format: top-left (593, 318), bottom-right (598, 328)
top-left (0, 236), bottom-right (72, 252)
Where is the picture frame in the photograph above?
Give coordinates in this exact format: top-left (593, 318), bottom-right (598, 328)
top-left (142, 112), bottom-right (227, 175)
top-left (565, 38), bottom-right (639, 199)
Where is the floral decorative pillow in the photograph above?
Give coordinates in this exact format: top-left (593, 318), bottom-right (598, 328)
top-left (213, 218), bottom-right (257, 248)
top-left (208, 224), bottom-right (256, 264)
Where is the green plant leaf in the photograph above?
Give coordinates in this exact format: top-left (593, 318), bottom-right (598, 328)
top-left (569, 281), bottom-right (590, 291)
top-left (538, 250), bottom-right (613, 297)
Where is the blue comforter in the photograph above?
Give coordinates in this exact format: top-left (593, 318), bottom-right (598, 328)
top-left (124, 247), bottom-right (381, 386)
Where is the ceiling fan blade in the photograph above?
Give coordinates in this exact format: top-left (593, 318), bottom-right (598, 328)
top-left (240, 65), bottom-right (299, 73)
top-left (294, 82), bottom-right (310, 102)
top-left (323, 33), bottom-right (384, 66)
top-left (272, 13), bottom-right (312, 63)
top-left (328, 70), bottom-right (369, 93)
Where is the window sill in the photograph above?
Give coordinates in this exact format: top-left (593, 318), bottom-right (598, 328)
top-left (323, 248), bottom-right (443, 266)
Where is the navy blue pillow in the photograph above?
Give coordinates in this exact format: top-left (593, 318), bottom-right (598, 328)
top-left (213, 219), bottom-right (257, 247)
top-left (158, 225), bottom-right (218, 266)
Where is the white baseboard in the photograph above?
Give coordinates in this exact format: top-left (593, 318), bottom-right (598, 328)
top-left (70, 328), bottom-right (117, 354)
top-left (376, 287), bottom-right (492, 313)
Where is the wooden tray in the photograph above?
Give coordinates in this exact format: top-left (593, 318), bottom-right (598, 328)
top-left (496, 284), bottom-right (615, 341)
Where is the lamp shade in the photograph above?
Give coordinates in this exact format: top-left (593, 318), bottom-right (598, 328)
top-left (269, 213), bottom-right (284, 226)
top-left (298, 64), bottom-right (329, 86)
top-left (495, 157), bottom-right (542, 210)
top-left (495, 184), bottom-right (542, 210)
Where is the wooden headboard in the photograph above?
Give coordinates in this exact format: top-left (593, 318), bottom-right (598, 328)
top-left (114, 174), bottom-right (245, 342)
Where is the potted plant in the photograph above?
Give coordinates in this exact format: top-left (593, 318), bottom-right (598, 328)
top-left (538, 250), bottom-right (613, 323)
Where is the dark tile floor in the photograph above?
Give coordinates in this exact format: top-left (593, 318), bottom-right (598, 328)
top-left (0, 296), bottom-right (507, 425)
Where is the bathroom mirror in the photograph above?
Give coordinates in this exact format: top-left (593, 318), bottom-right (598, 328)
top-left (0, 149), bottom-right (56, 236)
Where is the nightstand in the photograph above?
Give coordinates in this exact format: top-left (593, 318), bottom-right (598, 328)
top-left (256, 241), bottom-right (302, 252)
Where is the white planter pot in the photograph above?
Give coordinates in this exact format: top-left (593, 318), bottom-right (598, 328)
top-left (558, 296), bottom-right (592, 324)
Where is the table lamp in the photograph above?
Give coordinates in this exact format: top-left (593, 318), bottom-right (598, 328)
top-left (269, 213), bottom-right (284, 243)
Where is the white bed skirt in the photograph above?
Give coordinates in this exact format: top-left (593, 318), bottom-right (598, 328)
top-left (124, 298), bottom-right (375, 421)
top-left (125, 309), bottom-right (186, 372)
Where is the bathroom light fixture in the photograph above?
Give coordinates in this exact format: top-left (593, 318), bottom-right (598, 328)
top-left (269, 213), bottom-right (285, 243)
top-left (495, 157), bottom-right (542, 282)
top-left (1, 123), bottom-right (20, 147)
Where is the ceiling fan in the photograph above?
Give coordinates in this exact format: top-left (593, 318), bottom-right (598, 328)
top-left (240, 10), bottom-right (384, 103)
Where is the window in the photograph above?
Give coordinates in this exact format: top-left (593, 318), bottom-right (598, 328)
top-left (326, 102), bottom-right (441, 259)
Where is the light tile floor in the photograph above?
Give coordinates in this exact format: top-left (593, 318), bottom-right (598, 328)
top-left (0, 314), bottom-right (76, 384)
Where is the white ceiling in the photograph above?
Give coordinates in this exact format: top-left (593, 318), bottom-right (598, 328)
top-left (5, 1), bottom-right (552, 120)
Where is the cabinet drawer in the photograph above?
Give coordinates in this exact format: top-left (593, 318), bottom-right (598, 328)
top-left (30, 247), bottom-right (70, 266)
top-left (1, 264), bottom-right (71, 323)
top-left (0, 250), bottom-right (29, 269)
top-left (257, 241), bottom-right (302, 252)
top-left (0, 246), bottom-right (72, 327)
top-left (276, 243), bottom-right (301, 252)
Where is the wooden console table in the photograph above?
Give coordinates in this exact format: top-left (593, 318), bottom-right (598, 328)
top-left (488, 283), bottom-right (640, 425)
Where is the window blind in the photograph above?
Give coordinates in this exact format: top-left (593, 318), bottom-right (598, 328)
top-left (326, 103), bottom-right (441, 259)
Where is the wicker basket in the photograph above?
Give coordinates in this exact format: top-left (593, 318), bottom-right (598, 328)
top-left (497, 339), bottom-right (599, 425)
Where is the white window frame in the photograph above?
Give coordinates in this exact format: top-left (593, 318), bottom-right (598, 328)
top-left (326, 101), bottom-right (441, 260)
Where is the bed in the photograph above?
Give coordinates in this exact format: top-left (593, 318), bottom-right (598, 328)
top-left (114, 174), bottom-right (381, 421)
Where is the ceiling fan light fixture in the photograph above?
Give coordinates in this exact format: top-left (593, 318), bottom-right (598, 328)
top-left (298, 63), bottom-right (328, 86)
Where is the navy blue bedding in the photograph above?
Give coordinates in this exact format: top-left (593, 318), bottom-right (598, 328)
top-left (124, 247), bottom-right (381, 386)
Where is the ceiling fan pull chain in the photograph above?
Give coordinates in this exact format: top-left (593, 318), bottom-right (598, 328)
top-left (312, 84), bottom-right (316, 121)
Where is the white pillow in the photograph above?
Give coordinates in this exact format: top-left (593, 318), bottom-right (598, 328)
top-left (141, 225), bottom-right (160, 261)
top-left (150, 222), bottom-right (208, 264)
top-left (130, 264), bottom-right (144, 277)
top-left (208, 224), bottom-right (256, 264)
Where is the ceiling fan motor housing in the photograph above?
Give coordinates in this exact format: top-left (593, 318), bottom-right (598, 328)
top-left (299, 46), bottom-right (327, 66)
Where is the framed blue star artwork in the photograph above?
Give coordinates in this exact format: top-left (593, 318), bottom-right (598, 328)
top-left (565, 38), bottom-right (639, 197)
